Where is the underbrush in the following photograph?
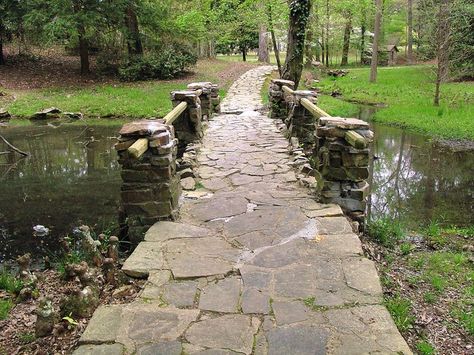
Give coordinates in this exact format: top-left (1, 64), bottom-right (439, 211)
top-left (364, 217), bottom-right (474, 353)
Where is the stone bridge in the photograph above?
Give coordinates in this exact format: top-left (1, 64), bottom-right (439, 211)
top-left (74, 66), bottom-right (411, 355)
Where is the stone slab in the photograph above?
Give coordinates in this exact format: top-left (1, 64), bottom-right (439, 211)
top-left (267, 326), bottom-right (329, 355)
top-left (145, 221), bottom-right (212, 242)
top-left (199, 277), bottom-right (241, 312)
top-left (122, 242), bottom-right (166, 278)
top-left (73, 344), bottom-right (125, 355)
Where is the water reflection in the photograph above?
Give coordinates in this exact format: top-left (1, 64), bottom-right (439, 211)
top-left (360, 107), bottom-right (474, 228)
top-left (0, 122), bottom-right (122, 261)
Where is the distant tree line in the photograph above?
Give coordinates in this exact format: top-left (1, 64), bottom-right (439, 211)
top-left (0, 0), bottom-right (472, 86)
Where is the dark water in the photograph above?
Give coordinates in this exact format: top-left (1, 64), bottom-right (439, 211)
top-left (1, 114), bottom-right (473, 260)
top-left (359, 106), bottom-right (474, 229)
top-left (0, 121), bottom-right (121, 262)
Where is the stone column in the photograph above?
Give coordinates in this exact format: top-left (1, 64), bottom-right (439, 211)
top-left (314, 117), bottom-right (373, 221)
top-left (115, 120), bottom-right (180, 243)
top-left (170, 90), bottom-right (203, 152)
top-left (210, 84), bottom-right (221, 114)
top-left (268, 79), bottom-right (295, 120)
top-left (287, 90), bottom-right (318, 152)
top-left (187, 82), bottom-right (213, 119)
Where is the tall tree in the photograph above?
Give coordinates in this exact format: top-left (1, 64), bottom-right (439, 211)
top-left (407, 0), bottom-right (413, 64)
top-left (282, 0), bottom-right (312, 87)
top-left (341, 15), bottom-right (352, 66)
top-left (434, 0), bottom-right (450, 106)
top-left (369, 0), bottom-right (383, 82)
top-left (125, 2), bottom-right (143, 56)
top-left (266, 2), bottom-right (282, 74)
top-left (258, 24), bottom-right (270, 62)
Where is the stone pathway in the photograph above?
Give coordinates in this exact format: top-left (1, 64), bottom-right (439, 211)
top-left (75, 66), bottom-right (411, 355)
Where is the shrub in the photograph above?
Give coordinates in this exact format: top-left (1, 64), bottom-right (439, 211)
top-left (119, 44), bottom-right (197, 82)
top-left (0, 271), bottom-right (24, 295)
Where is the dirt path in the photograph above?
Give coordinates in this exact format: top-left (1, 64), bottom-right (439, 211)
top-left (74, 66), bottom-right (411, 355)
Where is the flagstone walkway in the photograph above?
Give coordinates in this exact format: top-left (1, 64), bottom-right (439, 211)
top-left (74, 66), bottom-right (411, 355)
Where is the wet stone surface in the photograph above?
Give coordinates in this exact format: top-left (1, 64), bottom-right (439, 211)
top-left (75, 66), bottom-right (411, 355)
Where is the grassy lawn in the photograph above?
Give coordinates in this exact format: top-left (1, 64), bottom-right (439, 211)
top-left (317, 65), bottom-right (474, 140)
top-left (365, 219), bottom-right (474, 354)
top-left (1, 59), bottom-right (252, 119)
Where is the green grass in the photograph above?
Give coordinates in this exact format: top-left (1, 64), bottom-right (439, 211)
top-left (318, 65), bottom-right (474, 140)
top-left (317, 95), bottom-right (360, 118)
top-left (416, 340), bottom-right (436, 355)
top-left (385, 295), bottom-right (415, 332)
top-left (0, 271), bottom-right (24, 294)
top-left (0, 299), bottom-right (13, 320)
top-left (2, 59), bottom-right (240, 120)
top-left (366, 217), bottom-right (405, 248)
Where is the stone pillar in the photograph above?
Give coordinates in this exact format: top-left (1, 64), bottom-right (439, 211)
top-left (210, 84), bottom-right (221, 114)
top-left (170, 90), bottom-right (203, 152)
top-left (187, 82), bottom-right (213, 119)
top-left (115, 120), bottom-right (180, 243)
top-left (315, 117), bottom-right (373, 221)
top-left (268, 79), bottom-right (295, 120)
top-left (287, 90), bottom-right (318, 152)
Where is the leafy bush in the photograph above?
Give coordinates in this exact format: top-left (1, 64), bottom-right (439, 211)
top-left (367, 217), bottom-right (405, 248)
top-left (119, 45), bottom-right (197, 81)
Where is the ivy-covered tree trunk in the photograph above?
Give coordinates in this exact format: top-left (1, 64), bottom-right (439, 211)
top-left (325, 0), bottom-right (329, 66)
top-left (341, 16), bottom-right (352, 66)
top-left (125, 4), bottom-right (143, 56)
top-left (360, 22), bottom-right (366, 64)
top-left (282, 0), bottom-right (312, 88)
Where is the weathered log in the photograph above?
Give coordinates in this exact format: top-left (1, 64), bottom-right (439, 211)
top-left (300, 98), bottom-right (330, 118)
top-left (163, 101), bottom-right (188, 125)
top-left (127, 138), bottom-right (148, 159)
top-left (0, 134), bottom-right (29, 156)
top-left (345, 130), bottom-right (367, 149)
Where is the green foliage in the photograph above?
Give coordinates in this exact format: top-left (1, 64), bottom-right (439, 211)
top-left (318, 66), bottom-right (474, 140)
top-left (119, 45), bottom-right (197, 81)
top-left (367, 217), bottom-right (405, 248)
top-left (0, 299), bottom-right (13, 320)
top-left (416, 341), bottom-right (436, 355)
top-left (423, 292), bottom-right (437, 304)
top-left (385, 296), bottom-right (415, 332)
top-left (399, 243), bottom-right (413, 255)
top-left (0, 271), bottom-right (24, 295)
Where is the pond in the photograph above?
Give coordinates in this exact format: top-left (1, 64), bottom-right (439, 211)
top-left (0, 122), bottom-right (122, 262)
top-left (359, 106), bottom-right (474, 229)
top-left (1, 114), bottom-right (473, 261)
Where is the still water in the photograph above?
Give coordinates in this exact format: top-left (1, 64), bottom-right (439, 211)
top-left (0, 116), bottom-right (473, 260)
top-left (0, 122), bottom-right (122, 261)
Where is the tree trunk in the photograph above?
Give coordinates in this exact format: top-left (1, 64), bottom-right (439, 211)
top-left (407, 0), bottom-right (413, 64)
top-left (125, 4), bottom-right (143, 56)
top-left (0, 34), bottom-right (4, 65)
top-left (434, 0), bottom-right (450, 106)
top-left (321, 28), bottom-right (325, 65)
top-left (360, 21), bottom-right (366, 64)
top-left (341, 16), bottom-right (352, 66)
top-left (258, 25), bottom-right (270, 63)
top-left (282, 0), bottom-right (312, 88)
top-left (369, 0), bottom-right (382, 82)
top-left (305, 28), bottom-right (313, 68)
top-left (242, 48), bottom-right (247, 62)
top-left (325, 0), bottom-right (329, 66)
top-left (267, 3), bottom-right (282, 75)
top-left (78, 25), bottom-right (90, 74)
